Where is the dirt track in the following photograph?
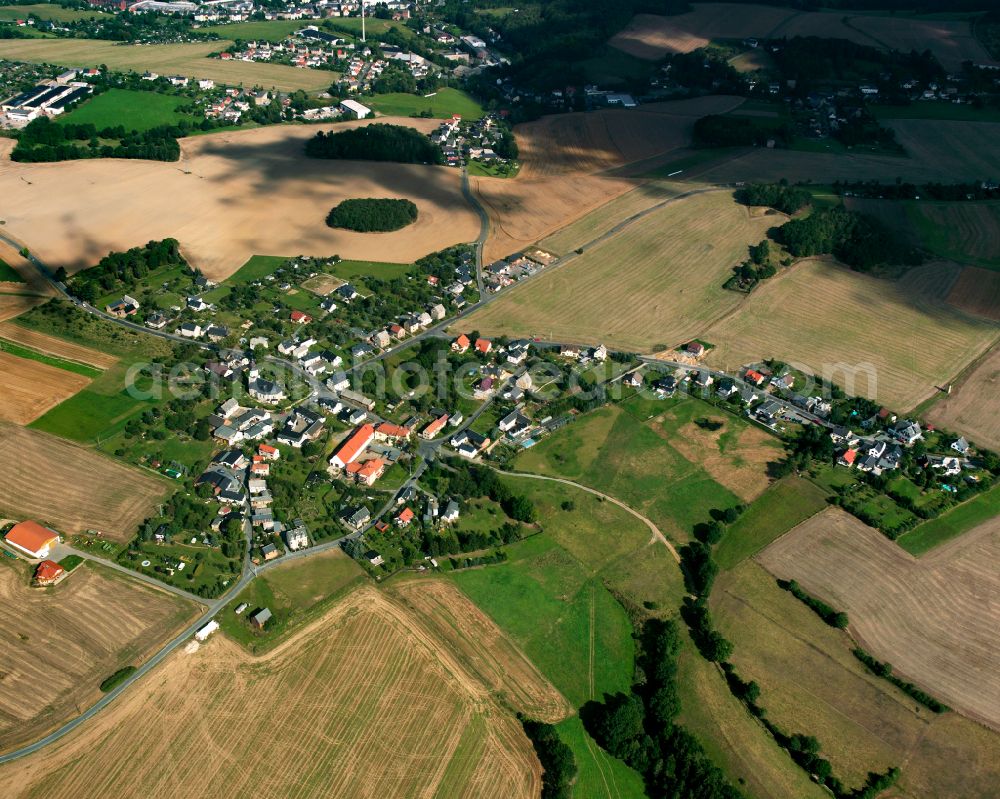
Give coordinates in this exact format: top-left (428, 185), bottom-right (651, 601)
top-left (0, 119), bottom-right (480, 281)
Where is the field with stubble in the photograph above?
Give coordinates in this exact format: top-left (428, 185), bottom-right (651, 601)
top-left (0, 558), bottom-right (198, 755)
top-left (469, 189), bottom-right (776, 351)
top-left (0, 120), bottom-right (479, 281)
top-left (757, 507), bottom-right (1000, 733)
top-left (474, 95), bottom-right (743, 262)
top-left (0, 423), bottom-right (169, 541)
top-left (703, 259), bottom-right (998, 410)
top-left (0, 587), bottom-right (541, 799)
top-left (712, 558), bottom-right (1000, 799)
top-left (0, 351), bottom-right (91, 425)
top-left (926, 343), bottom-right (1000, 451)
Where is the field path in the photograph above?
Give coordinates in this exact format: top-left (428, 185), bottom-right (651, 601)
top-left (504, 471), bottom-right (681, 562)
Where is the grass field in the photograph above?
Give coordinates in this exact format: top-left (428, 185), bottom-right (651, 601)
top-left (0, 349), bottom-right (91, 425)
top-left (0, 558), bottom-right (198, 754)
top-left (554, 716), bottom-right (648, 799)
top-left (332, 258), bottom-right (416, 282)
top-left (0, 3), bottom-right (108, 22)
top-left (873, 101), bottom-right (1000, 123)
top-left (0, 422), bottom-right (169, 541)
top-left (0, 259), bottom-right (24, 283)
top-left (368, 88), bottom-right (484, 119)
top-left (758, 507), bottom-right (1000, 732)
top-left (896, 482), bottom-right (1000, 555)
top-left (195, 17), bottom-right (398, 41)
top-left (0, 39), bottom-right (334, 93)
top-left (57, 88), bottom-right (192, 133)
top-left (925, 343), bottom-right (1000, 450)
top-left (468, 190), bottom-right (776, 352)
top-left (712, 558), bottom-right (1000, 798)
top-left (703, 258), bottom-right (999, 411)
top-left (513, 400), bottom-right (744, 542)
top-left (0, 338), bottom-right (102, 378)
top-left (0, 587), bottom-right (541, 797)
top-left (714, 476), bottom-right (828, 570)
top-left (218, 549), bottom-right (366, 652)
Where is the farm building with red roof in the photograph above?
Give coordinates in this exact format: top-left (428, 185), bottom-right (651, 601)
top-left (4, 521), bottom-right (60, 559)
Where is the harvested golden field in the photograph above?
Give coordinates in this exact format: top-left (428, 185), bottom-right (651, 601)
top-left (758, 507), bottom-right (1000, 732)
top-left (926, 343), bottom-right (1000, 451)
top-left (469, 190), bottom-right (776, 351)
top-left (0, 351), bottom-right (90, 425)
top-left (475, 96), bottom-right (742, 262)
top-left (0, 587), bottom-right (541, 798)
top-left (0, 323), bottom-right (117, 369)
top-left (609, 5), bottom-right (995, 72)
top-left (713, 559), bottom-right (1000, 798)
top-left (0, 39), bottom-right (332, 93)
top-left (946, 266), bottom-right (1000, 321)
top-left (0, 558), bottom-right (198, 754)
top-left (0, 424), bottom-right (170, 541)
top-left (0, 294), bottom-right (44, 323)
top-left (388, 578), bottom-right (572, 723)
top-left (703, 258), bottom-right (998, 410)
top-left (0, 120), bottom-right (480, 281)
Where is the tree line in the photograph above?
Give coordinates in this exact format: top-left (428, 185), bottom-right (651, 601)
top-left (692, 114), bottom-right (793, 149)
top-left (12, 116), bottom-right (181, 163)
top-left (68, 239), bottom-right (186, 304)
top-left (305, 124), bottom-right (445, 164)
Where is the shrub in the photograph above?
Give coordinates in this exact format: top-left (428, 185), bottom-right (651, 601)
top-left (325, 198), bottom-right (418, 232)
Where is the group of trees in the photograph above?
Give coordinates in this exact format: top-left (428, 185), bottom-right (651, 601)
top-left (727, 239), bottom-right (778, 291)
top-left (520, 719), bottom-right (577, 799)
top-left (692, 114), bottom-right (794, 149)
top-left (833, 179), bottom-right (1000, 202)
top-left (326, 198), bottom-right (419, 232)
top-left (582, 618), bottom-right (746, 798)
top-left (444, 461), bottom-right (538, 523)
top-left (69, 238), bottom-right (185, 304)
top-left (777, 578), bottom-right (849, 628)
top-left (305, 124), bottom-right (445, 164)
top-left (777, 206), bottom-right (921, 273)
top-left (12, 116), bottom-right (182, 163)
top-left (735, 182), bottom-right (812, 215)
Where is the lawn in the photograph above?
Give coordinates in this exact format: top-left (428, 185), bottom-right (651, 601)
top-left (368, 88), bottom-right (484, 120)
top-left (57, 88), bottom-right (192, 133)
top-left (0, 258), bottom-right (24, 282)
top-left (466, 160), bottom-right (519, 178)
top-left (224, 254), bottom-right (290, 285)
top-left (0, 4), bottom-right (109, 22)
top-left (0, 337), bottom-right (103, 378)
top-left (332, 258), bottom-right (416, 282)
top-left (218, 549), bottom-right (367, 652)
top-left (714, 476), bottom-right (829, 570)
top-left (897, 482), bottom-right (1000, 555)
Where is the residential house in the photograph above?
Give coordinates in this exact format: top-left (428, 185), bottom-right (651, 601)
top-left (893, 420), bottom-right (923, 445)
top-left (397, 507), bottom-right (414, 526)
top-left (249, 378), bottom-right (286, 404)
top-left (442, 500), bottom-right (460, 523)
top-left (178, 322), bottom-right (203, 339)
top-left (474, 338), bottom-right (492, 355)
top-left (685, 341), bottom-right (706, 358)
top-left (952, 437), bottom-right (970, 455)
top-left (261, 543), bottom-right (279, 561)
top-left (452, 334), bottom-right (471, 353)
top-left (106, 295), bottom-right (140, 318)
top-left (33, 560), bottom-right (65, 586)
top-left (345, 457), bottom-right (386, 486)
top-left (344, 507), bottom-right (370, 529)
top-left (499, 410), bottom-right (530, 437)
top-left (421, 414), bottom-right (449, 439)
top-left (286, 524), bottom-right (309, 551)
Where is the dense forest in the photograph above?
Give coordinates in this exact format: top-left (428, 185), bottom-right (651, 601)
top-left (305, 124), bottom-right (444, 164)
top-left (11, 117), bottom-right (181, 162)
top-left (326, 198), bottom-right (419, 232)
top-left (692, 114), bottom-right (793, 148)
top-left (735, 183), bottom-right (812, 215)
top-left (69, 239), bottom-right (187, 304)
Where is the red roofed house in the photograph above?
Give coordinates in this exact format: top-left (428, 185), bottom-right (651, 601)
top-left (452, 334), bottom-right (470, 353)
top-left (686, 341), bottom-right (706, 358)
top-left (396, 507), bottom-right (415, 526)
top-left (251, 462), bottom-right (270, 476)
top-left (745, 369), bottom-right (765, 386)
top-left (290, 310), bottom-right (312, 324)
top-left (5, 521), bottom-right (60, 559)
top-left (259, 444), bottom-right (280, 461)
top-left (421, 414), bottom-right (449, 440)
top-left (330, 423), bottom-right (375, 470)
top-left (345, 457), bottom-right (386, 486)
top-left (475, 338), bottom-right (492, 355)
top-left (838, 449), bottom-right (859, 467)
top-left (34, 560), bottom-right (65, 586)
top-left (375, 520), bottom-right (390, 533)
top-left (374, 422), bottom-right (411, 442)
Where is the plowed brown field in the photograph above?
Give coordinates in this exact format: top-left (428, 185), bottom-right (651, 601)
top-left (0, 119), bottom-right (480, 281)
top-left (0, 586), bottom-right (541, 798)
top-left (0, 352), bottom-right (90, 424)
top-left (757, 507), bottom-right (1000, 731)
top-left (0, 424), bottom-right (169, 541)
top-left (945, 266), bottom-right (1000, 321)
top-left (0, 558), bottom-right (198, 754)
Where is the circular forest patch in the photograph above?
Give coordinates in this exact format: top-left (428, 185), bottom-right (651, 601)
top-left (326, 198), bottom-right (419, 232)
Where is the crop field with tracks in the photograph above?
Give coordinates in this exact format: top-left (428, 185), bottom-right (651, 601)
top-left (926, 343), bottom-right (1000, 450)
top-left (758, 507), bottom-right (1000, 732)
top-left (0, 587), bottom-right (541, 798)
top-left (0, 423), bottom-right (169, 541)
top-left (0, 351), bottom-right (91, 425)
top-left (0, 559), bottom-right (198, 755)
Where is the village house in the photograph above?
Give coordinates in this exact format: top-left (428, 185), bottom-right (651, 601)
top-left (286, 524), bottom-right (309, 551)
top-left (106, 295), bottom-right (140, 318)
top-left (33, 560), bottom-right (65, 586)
top-left (396, 507), bottom-right (415, 526)
top-left (344, 506), bottom-right (371, 529)
top-left (421, 414), bottom-right (449, 439)
top-left (442, 500), bottom-right (460, 524)
top-left (345, 457), bottom-right (386, 486)
top-left (452, 334), bottom-right (471, 353)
